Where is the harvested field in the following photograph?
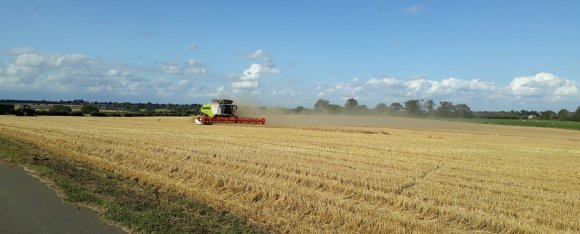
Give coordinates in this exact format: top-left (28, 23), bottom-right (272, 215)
top-left (1, 115), bottom-right (579, 233)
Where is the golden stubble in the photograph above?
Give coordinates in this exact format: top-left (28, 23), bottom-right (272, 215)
top-left (1, 116), bottom-right (579, 233)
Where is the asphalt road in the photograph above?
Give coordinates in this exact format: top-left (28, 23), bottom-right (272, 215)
top-left (0, 161), bottom-right (125, 234)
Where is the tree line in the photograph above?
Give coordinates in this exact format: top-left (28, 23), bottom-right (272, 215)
top-left (3, 98), bottom-right (579, 121)
top-left (304, 98), bottom-right (580, 121)
top-left (310, 98), bottom-right (474, 118)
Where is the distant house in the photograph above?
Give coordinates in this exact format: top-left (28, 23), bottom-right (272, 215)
top-left (528, 115), bottom-right (538, 120)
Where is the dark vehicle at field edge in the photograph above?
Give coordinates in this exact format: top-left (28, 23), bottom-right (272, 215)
top-left (0, 104), bottom-right (36, 116)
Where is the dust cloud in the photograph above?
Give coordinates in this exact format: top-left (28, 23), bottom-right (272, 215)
top-left (257, 114), bottom-right (580, 140)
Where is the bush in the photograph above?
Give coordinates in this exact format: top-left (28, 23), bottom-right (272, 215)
top-left (81, 105), bottom-right (99, 114)
top-left (69, 111), bottom-right (84, 116)
top-left (35, 110), bottom-right (49, 115)
top-left (123, 112), bottom-right (144, 117)
top-left (50, 105), bottom-right (72, 113)
top-left (90, 112), bottom-right (108, 117)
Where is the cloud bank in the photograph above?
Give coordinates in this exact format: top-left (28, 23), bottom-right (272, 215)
top-left (0, 48), bottom-right (217, 101)
top-left (318, 73), bottom-right (579, 109)
top-left (0, 48), bottom-right (577, 109)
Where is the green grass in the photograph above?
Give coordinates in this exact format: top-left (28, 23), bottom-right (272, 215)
top-left (451, 118), bottom-right (580, 130)
top-left (0, 137), bottom-right (264, 234)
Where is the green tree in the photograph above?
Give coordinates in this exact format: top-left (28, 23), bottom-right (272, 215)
top-left (558, 109), bottom-right (570, 120)
top-left (345, 98), bottom-right (359, 113)
top-left (572, 107), bottom-right (580, 122)
top-left (436, 101), bottom-right (455, 118)
top-left (540, 110), bottom-right (556, 120)
top-left (327, 104), bottom-right (342, 114)
top-left (295, 106), bottom-right (305, 113)
top-left (50, 105), bottom-right (72, 113)
top-left (374, 103), bottom-right (389, 115)
top-left (404, 100), bottom-right (421, 116)
top-left (81, 104), bottom-right (99, 114)
top-left (424, 99), bottom-right (435, 114)
top-left (314, 99), bottom-right (330, 112)
top-left (390, 102), bottom-right (403, 113)
top-left (357, 105), bottom-right (369, 114)
top-left (455, 104), bottom-right (473, 118)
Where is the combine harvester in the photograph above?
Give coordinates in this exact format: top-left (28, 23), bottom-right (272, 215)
top-left (194, 99), bottom-right (266, 125)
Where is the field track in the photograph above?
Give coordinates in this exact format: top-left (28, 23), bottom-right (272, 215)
top-left (1, 115), bottom-right (579, 233)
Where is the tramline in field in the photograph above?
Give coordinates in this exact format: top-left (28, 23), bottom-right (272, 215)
top-left (194, 99), bottom-right (266, 125)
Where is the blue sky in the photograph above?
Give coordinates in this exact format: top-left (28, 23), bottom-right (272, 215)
top-left (1, 0), bottom-right (579, 111)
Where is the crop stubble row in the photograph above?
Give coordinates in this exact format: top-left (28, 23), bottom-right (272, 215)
top-left (0, 116), bottom-right (578, 233)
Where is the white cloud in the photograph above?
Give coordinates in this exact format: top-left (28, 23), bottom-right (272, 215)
top-left (14, 53), bottom-right (46, 66)
top-left (154, 78), bottom-right (191, 97)
top-left (0, 48), bottom-right (221, 100)
top-left (554, 83), bottom-right (578, 96)
top-left (208, 86), bottom-right (226, 97)
top-left (509, 72), bottom-right (579, 101)
top-left (246, 49), bottom-right (268, 59)
top-left (405, 5), bottom-right (423, 14)
top-left (232, 50), bottom-right (281, 91)
top-left (109, 69), bottom-right (120, 76)
top-left (316, 78), bottom-right (364, 101)
top-left (270, 87), bottom-right (300, 96)
top-left (157, 59), bottom-right (207, 76)
top-left (367, 77), bottom-right (403, 87)
top-left (240, 63), bottom-right (262, 81)
top-left (244, 49), bottom-right (280, 74)
top-left (365, 76), bottom-right (498, 99)
top-left (418, 78), bottom-right (496, 96)
top-left (327, 72), bottom-right (578, 107)
top-left (232, 80), bottom-right (258, 89)
top-left (2, 47), bottom-right (577, 109)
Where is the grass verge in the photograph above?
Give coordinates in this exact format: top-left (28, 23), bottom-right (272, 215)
top-left (0, 136), bottom-right (264, 234)
top-left (444, 118), bottom-right (580, 130)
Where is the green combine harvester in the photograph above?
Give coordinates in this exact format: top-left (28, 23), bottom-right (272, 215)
top-left (194, 99), bottom-right (265, 125)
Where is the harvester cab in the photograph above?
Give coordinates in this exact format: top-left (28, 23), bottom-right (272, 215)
top-left (202, 99), bottom-right (237, 117)
top-left (194, 99), bottom-right (265, 125)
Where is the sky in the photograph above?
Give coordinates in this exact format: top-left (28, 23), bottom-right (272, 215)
top-left (1, 0), bottom-right (579, 111)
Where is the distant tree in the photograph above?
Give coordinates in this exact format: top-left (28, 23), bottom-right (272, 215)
top-left (46, 105), bottom-right (72, 116)
top-left (390, 102), bottom-right (403, 113)
top-left (404, 100), bottom-right (421, 116)
top-left (345, 98), bottom-right (359, 109)
top-left (357, 105), bottom-right (369, 114)
top-left (540, 110), bottom-right (556, 120)
top-left (295, 106), bottom-right (305, 113)
top-left (144, 107), bottom-right (156, 116)
top-left (455, 104), bottom-right (473, 118)
top-left (374, 103), bottom-right (389, 115)
top-left (50, 105), bottom-right (72, 113)
top-left (81, 104), bottom-right (99, 114)
top-left (128, 105), bottom-right (140, 112)
top-left (424, 99), bottom-right (435, 114)
top-left (327, 104), bottom-right (342, 114)
top-left (558, 109), bottom-right (570, 120)
top-left (436, 101), bottom-right (455, 118)
top-left (314, 99), bottom-right (330, 112)
top-left (573, 107), bottom-right (580, 122)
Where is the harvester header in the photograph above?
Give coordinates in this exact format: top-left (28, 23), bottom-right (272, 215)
top-left (194, 99), bottom-right (265, 125)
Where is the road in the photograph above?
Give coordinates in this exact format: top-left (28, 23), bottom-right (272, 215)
top-left (0, 161), bottom-right (125, 234)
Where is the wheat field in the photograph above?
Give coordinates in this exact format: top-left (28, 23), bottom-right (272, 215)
top-left (0, 115), bottom-right (579, 233)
